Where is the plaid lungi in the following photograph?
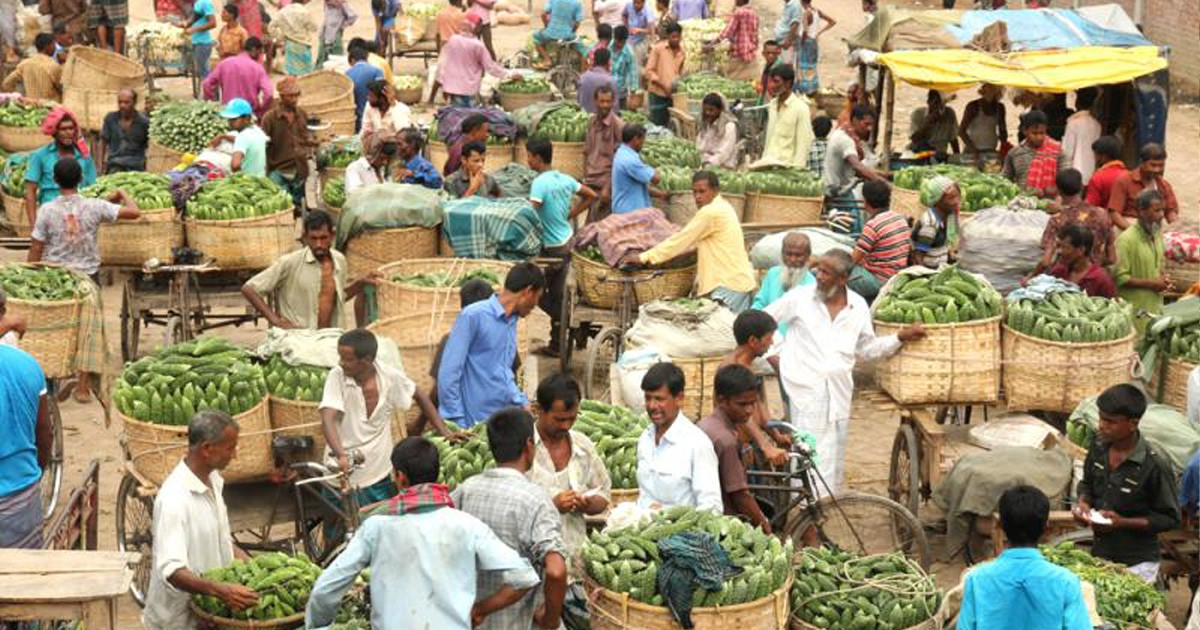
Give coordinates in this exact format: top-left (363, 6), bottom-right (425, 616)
top-left (88, 0), bottom-right (130, 28)
top-left (75, 278), bottom-right (108, 376)
top-left (796, 39), bottom-right (819, 95)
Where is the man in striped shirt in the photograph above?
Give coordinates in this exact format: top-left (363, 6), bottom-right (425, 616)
top-left (849, 180), bottom-right (911, 301)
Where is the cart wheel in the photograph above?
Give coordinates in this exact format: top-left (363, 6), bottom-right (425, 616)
top-left (583, 326), bottom-right (622, 401)
top-left (40, 395), bottom-right (64, 519)
top-left (888, 423), bottom-right (921, 518)
top-left (120, 280), bottom-right (141, 362)
top-left (116, 473), bottom-right (155, 607)
top-left (786, 491), bottom-right (932, 571)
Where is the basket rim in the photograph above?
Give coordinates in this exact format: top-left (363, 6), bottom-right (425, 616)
top-left (1, 263), bottom-right (87, 307)
top-left (747, 192), bottom-right (824, 202)
top-left (267, 394), bottom-right (321, 409)
top-left (585, 575), bottom-right (792, 614)
top-left (874, 314), bottom-right (1002, 329)
top-left (1001, 323), bottom-right (1135, 350)
top-left (184, 209), bottom-right (295, 226)
top-left (189, 601), bottom-right (306, 628)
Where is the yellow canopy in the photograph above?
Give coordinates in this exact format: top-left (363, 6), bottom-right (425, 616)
top-left (877, 46), bottom-right (1167, 93)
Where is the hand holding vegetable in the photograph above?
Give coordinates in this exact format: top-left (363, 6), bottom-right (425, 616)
top-left (215, 583), bottom-right (260, 611)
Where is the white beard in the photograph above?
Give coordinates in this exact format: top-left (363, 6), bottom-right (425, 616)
top-left (781, 266), bottom-right (809, 290)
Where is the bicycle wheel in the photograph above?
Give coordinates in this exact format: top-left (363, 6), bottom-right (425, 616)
top-left (116, 473), bottom-right (155, 606)
top-left (583, 326), bottom-right (621, 401)
top-left (888, 423), bottom-right (920, 518)
top-left (786, 491), bottom-right (932, 570)
top-left (40, 395), bottom-right (64, 519)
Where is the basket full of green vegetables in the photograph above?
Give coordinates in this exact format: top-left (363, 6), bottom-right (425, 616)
top-left (148, 100), bottom-right (227, 170)
top-left (743, 168), bottom-right (824, 225)
top-left (0, 100), bottom-right (50, 152)
top-left (375, 258), bottom-right (513, 321)
top-left (0, 263), bottom-right (84, 378)
top-left (184, 174), bottom-right (297, 270)
top-left (527, 104), bottom-right (591, 178)
top-left (85, 172), bottom-right (183, 267)
top-left (496, 76), bottom-right (553, 111)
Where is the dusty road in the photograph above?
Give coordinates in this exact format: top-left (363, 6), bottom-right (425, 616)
top-left (12, 0), bottom-right (1197, 626)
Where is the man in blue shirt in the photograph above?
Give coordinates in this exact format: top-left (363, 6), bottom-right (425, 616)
top-left (751, 232), bottom-right (814, 319)
top-left (534, 0), bottom-right (583, 67)
top-left (438, 263), bottom-right (545, 427)
top-left (610, 123), bottom-right (662, 215)
top-left (24, 110), bottom-right (97, 223)
top-left (186, 0), bottom-right (218, 78)
top-left (526, 138), bottom-right (596, 354)
top-left (958, 485), bottom-right (1092, 630)
top-left (0, 345), bottom-right (52, 550)
top-left (396, 128), bottom-right (445, 190)
top-left (621, 0), bottom-right (654, 63)
top-left (345, 39), bottom-right (384, 132)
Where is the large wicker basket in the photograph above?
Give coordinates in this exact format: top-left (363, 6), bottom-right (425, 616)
top-left (375, 258), bottom-right (514, 321)
top-left (875, 316), bottom-right (1002, 404)
top-left (318, 166), bottom-right (346, 189)
top-left (2, 190), bottom-right (29, 237)
top-left (427, 140), bottom-right (514, 173)
top-left (891, 186), bottom-right (925, 223)
top-left (744, 194), bottom-right (823, 225)
top-left (587, 576), bottom-right (792, 630)
top-left (62, 46), bottom-right (146, 90)
top-left (395, 85), bottom-right (422, 105)
top-left (571, 252), bottom-right (696, 310)
top-left (0, 125), bottom-right (46, 153)
top-left (269, 396), bottom-right (326, 458)
top-left (4, 281), bottom-right (82, 379)
top-left (185, 211), bottom-right (297, 270)
top-left (498, 90), bottom-right (552, 112)
top-left (366, 312), bottom-right (457, 398)
top-left (725, 194), bottom-right (747, 220)
top-left (610, 488), bottom-right (638, 506)
top-left (1149, 356), bottom-right (1198, 409)
top-left (62, 85), bottom-right (148, 131)
top-left (297, 70), bottom-right (355, 115)
top-left (1001, 325), bottom-right (1136, 413)
top-left (1165, 257), bottom-right (1199, 288)
top-left (656, 192), bottom-right (748, 225)
top-left (190, 603), bottom-right (304, 629)
top-left (813, 90), bottom-right (845, 119)
top-left (147, 140), bottom-right (184, 173)
top-left (673, 355), bottom-right (725, 420)
top-left (121, 397), bottom-right (273, 486)
top-left (345, 225), bottom-right (441, 279)
top-left (98, 207), bottom-right (182, 267)
top-left (550, 141), bottom-right (586, 180)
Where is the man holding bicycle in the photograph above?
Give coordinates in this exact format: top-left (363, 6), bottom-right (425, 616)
top-left (698, 364), bottom-right (772, 533)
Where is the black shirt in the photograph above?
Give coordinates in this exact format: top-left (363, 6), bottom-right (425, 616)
top-left (100, 111), bottom-right (150, 171)
top-left (1077, 432), bottom-right (1181, 566)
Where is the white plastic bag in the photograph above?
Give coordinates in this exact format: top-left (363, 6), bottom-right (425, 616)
top-left (967, 413), bottom-right (1060, 451)
top-left (957, 206), bottom-right (1049, 295)
top-left (614, 347), bottom-right (665, 413)
top-left (748, 227), bottom-right (855, 270)
top-left (624, 299), bottom-right (735, 359)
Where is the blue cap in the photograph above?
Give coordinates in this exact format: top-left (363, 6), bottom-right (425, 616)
top-left (220, 98), bottom-right (253, 119)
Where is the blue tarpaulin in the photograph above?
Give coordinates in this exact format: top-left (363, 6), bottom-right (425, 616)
top-left (945, 8), bottom-right (1153, 50)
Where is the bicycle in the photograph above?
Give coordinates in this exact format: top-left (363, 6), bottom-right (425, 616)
top-left (581, 268), bottom-right (663, 402)
top-left (729, 100), bottom-right (769, 165)
top-left (542, 38), bottom-right (582, 99)
top-left (746, 423), bottom-right (932, 569)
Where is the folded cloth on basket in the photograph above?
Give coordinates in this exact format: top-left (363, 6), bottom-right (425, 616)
top-left (332, 183), bottom-right (443, 249)
top-left (434, 106), bottom-right (518, 145)
top-left (254, 327), bottom-right (409, 377)
top-left (573, 207), bottom-right (679, 267)
top-left (933, 446), bottom-right (1073, 554)
top-left (656, 531), bottom-right (743, 629)
top-left (1005, 274), bottom-right (1081, 302)
top-left (442, 196), bottom-right (543, 260)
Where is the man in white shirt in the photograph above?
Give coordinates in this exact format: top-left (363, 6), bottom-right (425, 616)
top-left (359, 79), bottom-right (412, 148)
top-left (344, 136), bottom-right (396, 195)
top-left (765, 250), bottom-right (925, 494)
top-left (321, 328), bottom-right (416, 506)
top-left (1061, 88), bottom-right (1102, 184)
top-left (635, 362), bottom-right (723, 512)
top-left (592, 0), bottom-right (624, 27)
top-left (143, 411), bottom-right (259, 630)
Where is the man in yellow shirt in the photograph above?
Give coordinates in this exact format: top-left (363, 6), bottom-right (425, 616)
top-left (625, 170), bottom-right (757, 312)
top-left (761, 63), bottom-right (813, 169)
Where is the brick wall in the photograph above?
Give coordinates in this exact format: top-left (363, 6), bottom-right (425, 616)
top-left (1072, 0), bottom-right (1200, 95)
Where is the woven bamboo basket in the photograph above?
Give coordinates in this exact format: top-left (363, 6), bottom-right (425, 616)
top-left (5, 288), bottom-right (82, 379)
top-left (427, 140), bottom-right (515, 173)
top-left (120, 397), bottom-right (273, 486)
top-left (1001, 325), bottom-right (1136, 413)
top-left (185, 211), bottom-right (297, 270)
top-left (610, 488), bottom-right (638, 506)
top-left (498, 90), bottom-right (552, 112)
top-left (550, 141), bottom-right (586, 179)
top-left (672, 355), bottom-right (725, 420)
top-left (2, 190), bottom-right (29, 237)
top-left (0, 125), bottom-right (46, 152)
top-left (375, 258), bottom-right (514, 321)
top-left (98, 208), bottom-right (182, 267)
top-left (395, 86), bottom-right (422, 105)
top-left (1149, 356), bottom-right (1198, 410)
top-left (366, 312), bottom-right (457, 399)
top-left (62, 85), bottom-right (148, 131)
top-left (63, 46), bottom-right (146, 90)
top-left (1165, 257), bottom-right (1200, 288)
top-left (147, 140), bottom-right (184, 173)
top-left (268, 396), bottom-right (326, 457)
top-left (314, 116), bottom-right (357, 145)
top-left (587, 576), bottom-right (792, 630)
top-left (297, 70), bottom-right (355, 114)
top-left (744, 194), bottom-right (823, 225)
top-left (319, 166), bottom-right (346, 188)
top-left (813, 90), bottom-right (846, 119)
top-left (891, 187), bottom-right (925, 224)
top-left (190, 603), bottom-right (304, 629)
top-left (725, 193), bottom-right (747, 220)
top-left (875, 316), bottom-right (1002, 404)
top-left (571, 252), bottom-right (696, 310)
top-left (345, 225), bottom-right (441, 279)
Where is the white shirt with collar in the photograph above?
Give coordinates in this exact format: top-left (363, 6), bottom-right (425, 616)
top-left (142, 460), bottom-right (235, 630)
top-left (319, 361), bottom-right (416, 487)
top-left (635, 413), bottom-right (722, 513)
top-left (344, 156), bottom-right (384, 195)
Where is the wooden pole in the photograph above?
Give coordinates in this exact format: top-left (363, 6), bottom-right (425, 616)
top-left (881, 68), bottom-right (895, 171)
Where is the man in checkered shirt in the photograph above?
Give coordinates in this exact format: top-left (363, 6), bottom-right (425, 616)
top-left (713, 0), bottom-right (759, 80)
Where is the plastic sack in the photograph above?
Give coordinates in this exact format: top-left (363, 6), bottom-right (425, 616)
top-left (957, 205), bottom-right (1049, 295)
top-left (967, 413), bottom-right (1061, 451)
top-left (624, 298), bottom-right (736, 359)
top-left (395, 15), bottom-right (425, 47)
top-left (254, 327), bottom-right (407, 373)
top-left (748, 227), bottom-right (855, 270)
top-left (334, 183), bottom-right (444, 250)
top-left (614, 347), bottom-right (668, 413)
top-left (1070, 395), bottom-right (1200, 476)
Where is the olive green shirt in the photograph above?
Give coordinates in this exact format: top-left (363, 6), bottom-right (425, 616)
top-left (244, 247), bottom-right (350, 329)
top-left (1113, 222), bottom-right (1165, 330)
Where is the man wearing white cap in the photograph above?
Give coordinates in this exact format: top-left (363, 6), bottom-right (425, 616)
top-left (209, 98), bottom-right (267, 177)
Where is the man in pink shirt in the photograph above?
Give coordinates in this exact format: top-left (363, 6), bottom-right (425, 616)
top-left (202, 36), bottom-right (274, 117)
top-left (429, 13), bottom-right (519, 107)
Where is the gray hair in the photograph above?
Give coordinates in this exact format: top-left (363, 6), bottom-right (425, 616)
top-left (782, 231), bottom-right (811, 252)
top-left (188, 410), bottom-right (239, 447)
top-left (1136, 188), bottom-right (1164, 211)
top-left (823, 249), bottom-right (854, 278)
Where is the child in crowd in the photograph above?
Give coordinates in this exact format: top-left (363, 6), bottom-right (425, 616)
top-left (721, 310), bottom-right (793, 467)
top-left (808, 116), bottom-right (832, 173)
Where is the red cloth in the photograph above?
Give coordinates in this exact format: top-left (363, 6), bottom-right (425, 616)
top-left (359, 482), bottom-right (455, 519)
top-left (1048, 261), bottom-right (1117, 298)
top-left (40, 107), bottom-right (89, 158)
top-left (1024, 138), bottom-right (1062, 191)
top-left (1084, 160), bottom-right (1126, 210)
top-left (719, 6), bottom-right (759, 62)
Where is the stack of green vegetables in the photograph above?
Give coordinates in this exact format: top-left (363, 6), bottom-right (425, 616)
top-left (573, 400), bottom-right (648, 489)
top-left (643, 136), bottom-right (701, 169)
top-left (677, 73), bottom-right (756, 101)
top-left (1154, 318), bottom-right (1200, 364)
top-left (429, 424), bottom-right (494, 489)
top-left (583, 507), bottom-right (793, 606)
top-left (712, 168), bottom-right (746, 195)
top-left (874, 266), bottom-right (1002, 325)
top-left (322, 143), bottom-right (360, 169)
top-left (791, 547), bottom-right (941, 630)
top-left (393, 75), bottom-right (423, 91)
top-left (1041, 543), bottom-right (1165, 628)
top-left (323, 176), bottom-right (345, 209)
top-left (743, 168), bottom-right (823, 198)
top-left (113, 337), bottom-right (268, 425)
top-left (1065, 418), bottom-right (1096, 449)
top-left (578, 245), bottom-right (605, 264)
top-left (1005, 292), bottom-right (1132, 343)
top-left (81, 172), bottom-right (173, 209)
top-left (4, 160), bottom-right (26, 197)
top-left (149, 100), bottom-right (227, 154)
top-left (532, 106), bottom-right (590, 142)
top-left (892, 164), bottom-right (1022, 213)
top-left (656, 165), bottom-right (695, 193)
top-left (193, 552), bottom-right (320, 621)
top-left (498, 77), bottom-right (552, 94)
top-left (620, 110), bottom-right (649, 126)
top-left (406, 2), bottom-right (439, 18)
top-left (0, 101), bottom-right (48, 127)
top-left (263, 355), bottom-right (329, 403)
top-left (0, 264), bottom-right (81, 301)
top-left (390, 268), bottom-right (503, 288)
top-left (188, 174), bottom-right (293, 220)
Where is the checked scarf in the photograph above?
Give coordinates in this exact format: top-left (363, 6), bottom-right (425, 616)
top-left (359, 482), bottom-right (454, 520)
top-left (1025, 138), bottom-right (1062, 191)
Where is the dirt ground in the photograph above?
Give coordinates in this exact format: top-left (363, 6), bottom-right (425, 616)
top-left (10, 0), bottom-right (1198, 626)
